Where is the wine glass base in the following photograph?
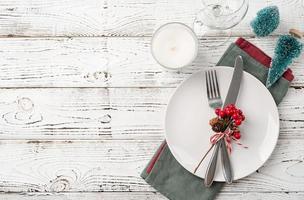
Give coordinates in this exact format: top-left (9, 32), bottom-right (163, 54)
top-left (193, 21), bottom-right (231, 47)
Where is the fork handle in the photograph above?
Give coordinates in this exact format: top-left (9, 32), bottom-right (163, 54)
top-left (220, 139), bottom-right (233, 184)
top-left (204, 141), bottom-right (220, 187)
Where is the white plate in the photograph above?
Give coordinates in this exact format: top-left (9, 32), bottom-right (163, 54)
top-left (165, 66), bottom-right (279, 181)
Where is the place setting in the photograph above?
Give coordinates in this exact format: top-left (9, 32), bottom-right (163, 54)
top-left (142, 1), bottom-right (303, 199)
top-left (166, 56), bottom-right (280, 185)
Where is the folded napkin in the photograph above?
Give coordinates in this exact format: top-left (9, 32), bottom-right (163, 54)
top-left (141, 38), bottom-right (293, 200)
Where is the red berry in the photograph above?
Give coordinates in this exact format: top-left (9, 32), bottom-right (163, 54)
top-left (215, 108), bottom-right (221, 116)
top-left (224, 108), bottom-right (233, 116)
top-left (233, 132), bottom-right (241, 139)
top-left (219, 110), bottom-right (226, 118)
top-left (235, 119), bottom-right (242, 126)
top-left (229, 107), bottom-right (235, 114)
top-left (232, 113), bottom-right (239, 120)
top-left (238, 110), bottom-right (243, 115)
top-left (233, 109), bottom-right (239, 114)
top-left (241, 115), bottom-right (245, 121)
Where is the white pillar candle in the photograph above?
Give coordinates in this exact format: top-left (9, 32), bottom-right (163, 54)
top-left (151, 22), bottom-right (198, 69)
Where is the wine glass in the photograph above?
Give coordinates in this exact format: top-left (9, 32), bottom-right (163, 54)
top-left (193, 0), bottom-right (249, 46)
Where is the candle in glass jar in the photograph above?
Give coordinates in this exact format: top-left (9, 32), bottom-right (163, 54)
top-left (151, 22), bottom-right (198, 69)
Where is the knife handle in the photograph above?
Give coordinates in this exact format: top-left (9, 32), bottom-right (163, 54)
top-left (204, 142), bottom-right (220, 187)
top-left (220, 139), bottom-right (233, 184)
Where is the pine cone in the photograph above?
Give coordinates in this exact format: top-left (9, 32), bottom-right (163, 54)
top-left (212, 123), bottom-right (223, 132)
top-left (209, 117), bottom-right (219, 126)
top-left (209, 117), bottom-right (227, 132)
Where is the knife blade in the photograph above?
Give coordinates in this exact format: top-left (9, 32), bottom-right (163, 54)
top-left (221, 55), bottom-right (244, 184)
top-left (223, 56), bottom-right (244, 107)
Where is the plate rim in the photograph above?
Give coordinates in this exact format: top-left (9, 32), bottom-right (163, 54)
top-left (164, 66), bottom-right (280, 181)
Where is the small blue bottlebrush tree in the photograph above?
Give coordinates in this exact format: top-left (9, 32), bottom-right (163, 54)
top-left (266, 35), bottom-right (303, 87)
top-left (250, 6), bottom-right (280, 37)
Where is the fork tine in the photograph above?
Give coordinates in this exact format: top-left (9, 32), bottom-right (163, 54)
top-left (213, 70), bottom-right (220, 98)
top-left (211, 70), bottom-right (218, 98)
top-left (210, 70), bottom-right (217, 98)
top-left (207, 71), bottom-right (214, 98)
top-left (205, 71), bottom-right (210, 99)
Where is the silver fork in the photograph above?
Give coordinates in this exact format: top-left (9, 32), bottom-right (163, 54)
top-left (205, 70), bottom-right (222, 109)
top-left (204, 69), bottom-right (223, 187)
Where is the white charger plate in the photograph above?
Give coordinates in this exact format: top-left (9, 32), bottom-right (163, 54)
top-left (165, 67), bottom-right (279, 181)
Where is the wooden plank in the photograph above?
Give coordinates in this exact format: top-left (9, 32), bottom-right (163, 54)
top-left (0, 37), bottom-right (303, 88)
top-left (0, 0), bottom-right (302, 37)
top-left (0, 88), bottom-right (111, 139)
top-left (0, 87), bottom-right (302, 140)
top-left (0, 192), bottom-right (303, 200)
top-left (0, 139), bottom-right (303, 192)
top-left (0, 192), bottom-right (168, 200)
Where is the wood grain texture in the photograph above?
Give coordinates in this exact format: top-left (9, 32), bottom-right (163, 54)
top-left (0, 37), bottom-right (303, 88)
top-left (0, 139), bottom-right (303, 192)
top-left (0, 0), bottom-right (303, 37)
top-left (0, 0), bottom-right (303, 198)
top-left (0, 87), bottom-right (302, 140)
top-left (0, 192), bottom-right (303, 200)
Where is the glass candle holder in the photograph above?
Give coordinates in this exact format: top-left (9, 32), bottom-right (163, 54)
top-left (151, 22), bottom-right (199, 69)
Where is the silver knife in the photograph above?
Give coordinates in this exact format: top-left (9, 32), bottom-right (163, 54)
top-left (220, 55), bottom-right (244, 184)
top-left (223, 56), bottom-right (244, 107)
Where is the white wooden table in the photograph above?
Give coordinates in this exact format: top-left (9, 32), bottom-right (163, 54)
top-left (0, 0), bottom-right (303, 199)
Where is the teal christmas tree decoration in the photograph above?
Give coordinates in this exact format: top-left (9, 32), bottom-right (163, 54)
top-left (266, 35), bottom-right (303, 88)
top-left (250, 6), bottom-right (280, 37)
